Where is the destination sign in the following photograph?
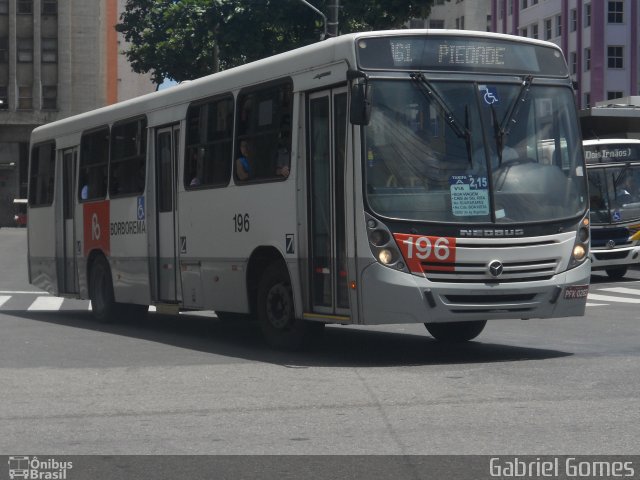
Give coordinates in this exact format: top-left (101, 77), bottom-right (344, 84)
top-left (357, 35), bottom-right (568, 76)
top-left (584, 145), bottom-right (639, 163)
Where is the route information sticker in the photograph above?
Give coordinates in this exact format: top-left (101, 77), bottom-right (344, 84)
top-left (449, 175), bottom-right (490, 216)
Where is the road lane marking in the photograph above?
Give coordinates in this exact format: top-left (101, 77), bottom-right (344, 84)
top-left (599, 287), bottom-right (640, 296)
top-left (27, 296), bottom-right (65, 311)
top-left (587, 293), bottom-right (640, 304)
top-left (0, 296), bottom-right (10, 307)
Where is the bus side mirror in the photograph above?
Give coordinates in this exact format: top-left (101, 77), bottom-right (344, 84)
top-left (350, 82), bottom-right (371, 126)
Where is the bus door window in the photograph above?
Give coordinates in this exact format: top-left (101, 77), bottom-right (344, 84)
top-left (79, 127), bottom-right (109, 201)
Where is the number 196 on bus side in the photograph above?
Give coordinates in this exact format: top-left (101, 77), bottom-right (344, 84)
top-left (393, 233), bottom-right (457, 273)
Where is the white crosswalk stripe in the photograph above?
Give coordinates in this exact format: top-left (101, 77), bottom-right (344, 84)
top-left (27, 296), bottom-right (65, 311)
top-left (0, 295), bottom-right (10, 308)
top-left (599, 287), bottom-right (640, 296)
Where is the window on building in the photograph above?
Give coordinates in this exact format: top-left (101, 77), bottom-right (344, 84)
top-left (455, 17), bottom-right (465, 29)
top-left (429, 19), bottom-right (444, 29)
top-left (584, 48), bottom-right (591, 70)
top-left (584, 93), bottom-right (591, 108)
top-left (520, 27), bottom-right (528, 37)
top-left (521, 0), bottom-right (527, 9)
top-left (0, 0), bottom-right (8, 14)
top-left (545, 18), bottom-right (552, 40)
top-left (608, 1), bottom-right (623, 23)
top-left (531, 0), bottom-right (538, 4)
top-left (607, 91), bottom-right (624, 100)
top-left (17, 38), bottom-right (33, 63)
top-left (17, 0), bottom-right (32, 14)
top-left (79, 127), bottom-right (109, 201)
top-left (532, 24), bottom-right (538, 39)
top-left (0, 37), bottom-right (8, 63)
top-left (509, 0), bottom-right (513, 15)
top-left (235, 80), bottom-right (293, 183)
top-left (42, 85), bottom-right (57, 110)
top-left (110, 117), bottom-right (147, 196)
top-left (570, 52), bottom-right (577, 75)
top-left (42, 0), bottom-right (57, 15)
top-left (607, 46), bottom-right (623, 68)
top-left (18, 86), bottom-right (32, 110)
top-left (185, 95), bottom-right (233, 189)
top-left (570, 9), bottom-right (577, 31)
top-left (0, 86), bottom-right (7, 110)
top-left (585, 4), bottom-right (591, 27)
top-left (556, 14), bottom-right (562, 37)
top-left (41, 38), bottom-right (57, 63)
top-left (29, 142), bottom-right (56, 207)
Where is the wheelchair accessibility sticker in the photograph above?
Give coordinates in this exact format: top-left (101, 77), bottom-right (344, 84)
top-left (479, 85), bottom-right (499, 105)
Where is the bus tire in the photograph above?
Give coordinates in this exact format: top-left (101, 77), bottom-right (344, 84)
top-left (424, 320), bottom-right (487, 342)
top-left (605, 267), bottom-right (627, 280)
top-left (257, 262), bottom-right (323, 350)
top-left (89, 256), bottom-right (118, 323)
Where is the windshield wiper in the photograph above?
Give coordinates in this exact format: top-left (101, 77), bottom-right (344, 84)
top-left (410, 72), bottom-right (472, 164)
top-left (493, 74), bottom-right (533, 164)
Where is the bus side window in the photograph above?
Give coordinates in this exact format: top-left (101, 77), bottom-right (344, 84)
top-left (235, 80), bottom-right (293, 183)
top-left (29, 142), bottom-right (56, 207)
top-left (80, 127), bottom-right (109, 201)
top-left (110, 117), bottom-right (147, 197)
top-left (185, 95), bottom-right (233, 189)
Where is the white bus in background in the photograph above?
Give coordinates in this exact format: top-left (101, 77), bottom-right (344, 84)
top-left (27, 30), bottom-right (590, 349)
top-left (583, 139), bottom-right (640, 279)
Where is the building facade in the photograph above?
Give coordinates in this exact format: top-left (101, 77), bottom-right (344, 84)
top-left (0, 0), bottom-right (153, 226)
top-left (413, 0), bottom-right (492, 31)
top-left (491, 0), bottom-right (639, 110)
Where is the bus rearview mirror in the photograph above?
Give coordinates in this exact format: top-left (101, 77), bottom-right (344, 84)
top-left (350, 82), bottom-right (371, 126)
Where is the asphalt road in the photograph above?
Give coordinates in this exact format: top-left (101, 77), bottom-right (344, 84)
top-left (1, 227), bottom-right (639, 455)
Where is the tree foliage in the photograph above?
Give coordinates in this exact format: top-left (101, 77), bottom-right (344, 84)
top-left (116, 0), bottom-right (435, 85)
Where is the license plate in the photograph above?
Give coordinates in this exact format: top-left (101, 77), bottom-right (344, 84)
top-left (564, 284), bottom-right (589, 299)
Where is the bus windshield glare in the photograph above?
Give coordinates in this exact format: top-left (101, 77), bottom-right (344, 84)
top-left (364, 78), bottom-right (587, 224)
top-left (585, 144), bottom-right (640, 224)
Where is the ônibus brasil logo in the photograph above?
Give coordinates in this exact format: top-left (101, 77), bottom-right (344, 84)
top-left (8, 456), bottom-right (73, 480)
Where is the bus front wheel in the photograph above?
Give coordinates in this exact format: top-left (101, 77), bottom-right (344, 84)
top-left (89, 256), bottom-right (118, 323)
top-left (424, 320), bottom-right (487, 342)
top-left (257, 262), bottom-right (323, 349)
top-left (605, 267), bottom-right (628, 280)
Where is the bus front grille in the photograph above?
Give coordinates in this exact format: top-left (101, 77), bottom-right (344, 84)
top-left (421, 259), bottom-right (558, 283)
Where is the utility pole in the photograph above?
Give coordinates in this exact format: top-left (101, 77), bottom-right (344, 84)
top-left (327, 0), bottom-right (339, 38)
top-left (297, 0), bottom-right (328, 40)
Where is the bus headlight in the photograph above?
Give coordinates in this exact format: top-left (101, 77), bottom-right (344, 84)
top-left (365, 213), bottom-right (409, 273)
top-left (573, 244), bottom-right (586, 261)
top-left (378, 249), bottom-right (394, 264)
top-left (568, 213), bottom-right (590, 269)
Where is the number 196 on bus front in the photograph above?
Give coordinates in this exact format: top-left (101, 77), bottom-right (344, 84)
top-left (393, 233), bottom-right (457, 273)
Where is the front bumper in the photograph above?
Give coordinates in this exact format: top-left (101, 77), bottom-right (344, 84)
top-left (360, 259), bottom-right (590, 325)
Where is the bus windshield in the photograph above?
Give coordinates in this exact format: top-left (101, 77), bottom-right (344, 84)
top-left (364, 78), bottom-right (587, 224)
top-left (587, 163), bottom-right (640, 224)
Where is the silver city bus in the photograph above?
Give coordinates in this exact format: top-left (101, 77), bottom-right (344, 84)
top-left (27, 30), bottom-right (590, 349)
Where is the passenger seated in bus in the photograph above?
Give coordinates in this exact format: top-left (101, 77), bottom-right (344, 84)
top-left (236, 139), bottom-right (254, 181)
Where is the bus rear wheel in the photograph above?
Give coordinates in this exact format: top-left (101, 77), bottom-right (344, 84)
top-left (89, 256), bottom-right (118, 323)
top-left (257, 262), bottom-right (323, 350)
top-left (424, 320), bottom-right (487, 342)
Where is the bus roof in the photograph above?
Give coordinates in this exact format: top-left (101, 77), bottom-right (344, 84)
top-left (30, 29), bottom-right (564, 145)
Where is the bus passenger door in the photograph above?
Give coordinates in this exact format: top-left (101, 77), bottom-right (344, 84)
top-left (155, 125), bottom-right (181, 303)
top-left (61, 148), bottom-right (79, 294)
top-left (307, 88), bottom-right (350, 317)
